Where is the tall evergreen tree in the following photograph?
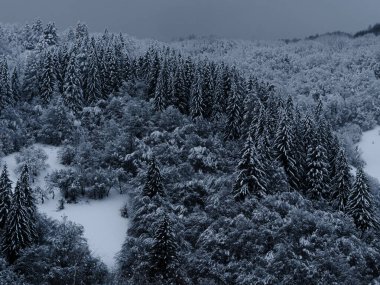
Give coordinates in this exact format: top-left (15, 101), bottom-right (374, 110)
top-left (11, 68), bottom-right (21, 103)
top-left (233, 133), bottom-right (267, 200)
top-left (154, 61), bottom-right (170, 112)
top-left (331, 148), bottom-right (352, 211)
top-left (305, 137), bottom-right (329, 199)
top-left (274, 116), bottom-right (301, 190)
top-left (23, 54), bottom-right (40, 101)
top-left (347, 168), bottom-right (377, 232)
top-left (147, 51), bottom-right (161, 99)
top-left (0, 57), bottom-right (13, 109)
top-left (44, 22), bottom-right (58, 46)
top-left (63, 55), bottom-right (83, 113)
top-left (224, 78), bottom-right (243, 140)
top-left (84, 46), bottom-right (102, 104)
top-left (39, 51), bottom-right (56, 104)
top-left (149, 215), bottom-right (179, 281)
top-left (190, 68), bottom-right (205, 118)
top-left (143, 159), bottom-right (165, 198)
top-left (2, 166), bottom-right (36, 264)
top-left (0, 165), bottom-right (12, 229)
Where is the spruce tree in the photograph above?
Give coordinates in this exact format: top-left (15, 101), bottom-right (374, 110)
top-left (44, 22), bottom-right (58, 46)
top-left (274, 116), bottom-right (301, 190)
top-left (233, 133), bottom-right (267, 200)
top-left (2, 167), bottom-right (37, 264)
top-left (23, 54), bottom-right (40, 101)
top-left (147, 52), bottom-right (161, 99)
top-left (190, 68), bottom-right (205, 118)
top-left (143, 159), bottom-right (165, 198)
top-left (149, 215), bottom-right (179, 281)
top-left (224, 78), bottom-right (243, 140)
top-left (0, 57), bottom-right (13, 109)
top-left (11, 68), bottom-right (21, 103)
top-left (305, 137), bottom-right (329, 199)
top-left (154, 61), bottom-right (170, 112)
top-left (40, 51), bottom-right (56, 104)
top-left (63, 55), bottom-right (83, 113)
top-left (331, 148), bottom-right (352, 211)
top-left (84, 47), bottom-right (102, 104)
top-left (347, 168), bottom-right (377, 231)
top-left (0, 165), bottom-right (12, 229)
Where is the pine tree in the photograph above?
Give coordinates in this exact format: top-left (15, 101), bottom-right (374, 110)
top-left (172, 66), bottom-right (189, 114)
top-left (190, 68), bottom-right (205, 118)
top-left (2, 166), bottom-right (37, 264)
top-left (147, 52), bottom-right (161, 99)
top-left (143, 159), bottom-right (165, 198)
top-left (225, 78), bottom-right (243, 140)
top-left (18, 165), bottom-right (37, 242)
top-left (347, 168), bottom-right (377, 231)
top-left (154, 61), bottom-right (170, 112)
top-left (0, 165), bottom-right (12, 229)
top-left (233, 133), bottom-right (267, 200)
top-left (0, 57), bottom-right (13, 109)
top-left (84, 46), bottom-right (102, 104)
top-left (23, 54), bottom-right (40, 101)
top-left (44, 22), bottom-right (58, 46)
top-left (331, 148), bottom-right (352, 211)
top-left (39, 51), bottom-right (56, 104)
top-left (55, 45), bottom-right (70, 94)
top-left (63, 55), bottom-right (83, 113)
top-left (2, 181), bottom-right (31, 263)
top-left (11, 68), bottom-right (21, 103)
top-left (274, 116), bottom-right (301, 190)
top-left (149, 215), bottom-right (179, 281)
top-left (305, 137), bottom-right (329, 199)
top-left (201, 61), bottom-right (214, 118)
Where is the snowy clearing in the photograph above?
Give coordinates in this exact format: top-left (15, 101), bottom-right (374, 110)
top-left (1, 144), bottom-right (129, 269)
top-left (357, 126), bottom-right (380, 182)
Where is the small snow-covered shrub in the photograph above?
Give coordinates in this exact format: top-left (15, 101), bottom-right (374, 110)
top-left (188, 146), bottom-right (217, 172)
top-left (15, 145), bottom-right (48, 180)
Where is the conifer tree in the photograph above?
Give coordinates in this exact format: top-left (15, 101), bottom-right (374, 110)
top-left (63, 55), bottom-right (83, 113)
top-left (2, 166), bottom-right (36, 264)
top-left (55, 45), bottom-right (70, 94)
top-left (0, 58), bottom-right (13, 109)
top-left (23, 54), bottom-right (40, 101)
top-left (11, 68), bottom-right (21, 103)
top-left (154, 61), bottom-right (170, 111)
top-left (40, 51), bottom-right (56, 104)
top-left (84, 47), bottom-right (102, 104)
top-left (305, 137), bottom-right (329, 199)
top-left (143, 159), bottom-right (165, 198)
top-left (172, 66), bottom-right (189, 114)
top-left (331, 148), bottom-right (352, 211)
top-left (149, 215), bottom-right (179, 281)
top-left (347, 168), bottom-right (377, 231)
top-left (274, 116), bottom-right (301, 191)
top-left (44, 22), bottom-right (58, 46)
top-left (147, 52), bottom-right (161, 99)
top-left (190, 68), bottom-right (205, 118)
top-left (233, 133), bottom-right (267, 200)
top-left (225, 78), bottom-right (243, 140)
top-left (0, 165), bottom-right (12, 229)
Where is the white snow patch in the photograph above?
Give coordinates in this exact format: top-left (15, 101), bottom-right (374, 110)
top-left (357, 126), bottom-right (380, 181)
top-left (1, 144), bottom-right (129, 269)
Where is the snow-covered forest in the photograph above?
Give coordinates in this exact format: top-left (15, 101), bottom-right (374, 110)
top-left (0, 19), bottom-right (380, 284)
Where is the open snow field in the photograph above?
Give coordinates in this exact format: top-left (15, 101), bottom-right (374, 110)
top-left (357, 126), bottom-right (380, 182)
top-left (1, 144), bottom-right (129, 269)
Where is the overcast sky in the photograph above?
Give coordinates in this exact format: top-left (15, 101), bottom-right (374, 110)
top-left (0, 0), bottom-right (379, 41)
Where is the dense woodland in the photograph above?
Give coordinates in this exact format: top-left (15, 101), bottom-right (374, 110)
top-left (0, 20), bottom-right (379, 284)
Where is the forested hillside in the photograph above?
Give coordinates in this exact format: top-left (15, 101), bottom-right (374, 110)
top-left (0, 20), bottom-right (379, 284)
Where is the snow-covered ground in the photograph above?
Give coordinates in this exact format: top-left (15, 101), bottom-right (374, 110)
top-left (1, 144), bottom-right (129, 269)
top-left (357, 126), bottom-right (380, 182)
